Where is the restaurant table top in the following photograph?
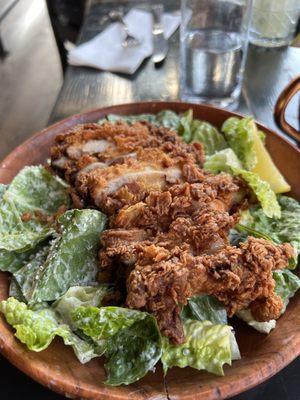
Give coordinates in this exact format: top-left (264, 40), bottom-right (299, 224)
top-left (1, 0), bottom-right (300, 399)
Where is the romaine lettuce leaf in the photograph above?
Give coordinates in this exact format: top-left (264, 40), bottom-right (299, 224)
top-left (222, 117), bottom-right (257, 170)
top-left (177, 109), bottom-right (193, 143)
top-left (105, 315), bottom-right (162, 385)
top-left (247, 196), bottom-right (300, 267)
top-left (232, 168), bottom-right (281, 218)
top-left (72, 306), bottom-right (147, 341)
top-left (204, 148), bottom-right (242, 173)
top-left (0, 166), bottom-right (69, 253)
top-left (0, 247), bottom-right (37, 273)
top-left (13, 244), bottom-right (51, 302)
top-left (191, 121), bottom-right (228, 156)
top-left (72, 305), bottom-right (162, 385)
top-left (274, 270), bottom-right (300, 310)
top-left (99, 110), bottom-right (181, 131)
top-left (161, 320), bottom-right (240, 376)
top-left (22, 209), bottom-right (106, 304)
top-left (9, 278), bottom-right (26, 302)
top-left (0, 297), bottom-right (100, 363)
top-left (182, 295), bottom-right (228, 325)
top-left (53, 285), bottom-right (110, 329)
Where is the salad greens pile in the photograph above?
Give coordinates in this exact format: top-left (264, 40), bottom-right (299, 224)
top-left (0, 110), bottom-right (299, 386)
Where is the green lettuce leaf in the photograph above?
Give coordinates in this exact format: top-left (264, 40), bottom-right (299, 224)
top-left (13, 244), bottom-right (51, 302)
top-left (20, 209), bottom-right (106, 304)
top-left (222, 117), bottom-right (257, 170)
top-left (191, 121), bottom-right (228, 156)
top-left (72, 305), bottom-right (162, 385)
top-left (204, 148), bottom-right (242, 173)
top-left (105, 315), bottom-right (162, 385)
top-left (0, 247), bottom-right (38, 273)
top-left (274, 270), bottom-right (300, 310)
top-left (182, 295), bottom-right (228, 325)
top-left (0, 297), bottom-right (100, 363)
top-left (232, 168), bottom-right (281, 218)
top-left (247, 196), bottom-right (300, 267)
top-left (161, 320), bottom-right (240, 376)
top-left (99, 110), bottom-right (181, 131)
top-left (0, 166), bottom-right (69, 253)
top-left (177, 109), bottom-right (193, 143)
top-left (53, 285), bottom-right (110, 329)
top-left (9, 278), bottom-right (26, 302)
top-left (72, 306), bottom-right (147, 341)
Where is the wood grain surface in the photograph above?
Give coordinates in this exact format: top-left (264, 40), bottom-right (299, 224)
top-left (0, 101), bottom-right (299, 400)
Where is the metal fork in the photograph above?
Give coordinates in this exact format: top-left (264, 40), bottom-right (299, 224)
top-left (109, 10), bottom-right (141, 48)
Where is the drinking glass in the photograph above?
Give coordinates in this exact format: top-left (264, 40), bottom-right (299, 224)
top-left (250, 0), bottom-right (300, 47)
top-left (180, 0), bottom-right (253, 109)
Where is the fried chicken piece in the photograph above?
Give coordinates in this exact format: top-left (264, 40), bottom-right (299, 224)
top-left (99, 177), bottom-right (242, 283)
top-left (126, 238), bottom-right (294, 343)
top-left (51, 122), bottom-right (205, 213)
top-left (51, 121), bottom-right (204, 182)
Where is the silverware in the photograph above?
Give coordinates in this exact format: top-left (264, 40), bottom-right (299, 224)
top-left (109, 10), bottom-right (141, 48)
top-left (151, 5), bottom-right (168, 64)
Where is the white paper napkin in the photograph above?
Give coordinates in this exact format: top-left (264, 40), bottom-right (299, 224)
top-left (68, 8), bottom-right (181, 74)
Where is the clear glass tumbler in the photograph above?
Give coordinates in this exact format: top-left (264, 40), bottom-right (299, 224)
top-left (180, 0), bottom-right (253, 109)
top-left (250, 0), bottom-right (300, 47)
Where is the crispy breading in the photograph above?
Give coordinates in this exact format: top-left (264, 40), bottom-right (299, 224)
top-left (51, 122), bottom-right (205, 213)
top-left (126, 238), bottom-right (294, 343)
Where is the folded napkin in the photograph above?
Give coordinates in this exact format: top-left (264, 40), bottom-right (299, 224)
top-left (68, 8), bottom-right (181, 74)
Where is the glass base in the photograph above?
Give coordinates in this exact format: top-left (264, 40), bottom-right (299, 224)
top-left (180, 92), bottom-right (240, 111)
top-left (249, 34), bottom-right (293, 48)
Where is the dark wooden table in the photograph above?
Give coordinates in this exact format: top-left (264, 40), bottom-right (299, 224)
top-left (1, 0), bottom-right (300, 399)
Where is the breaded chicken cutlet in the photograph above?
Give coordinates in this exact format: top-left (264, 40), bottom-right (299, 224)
top-left (51, 121), bottom-right (294, 344)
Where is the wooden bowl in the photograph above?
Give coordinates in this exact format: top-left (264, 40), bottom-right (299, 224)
top-left (0, 102), bottom-right (299, 400)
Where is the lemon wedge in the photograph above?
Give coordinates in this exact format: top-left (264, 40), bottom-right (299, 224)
top-left (250, 122), bottom-right (291, 194)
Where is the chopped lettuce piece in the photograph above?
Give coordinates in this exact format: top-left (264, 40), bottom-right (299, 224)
top-left (155, 110), bottom-right (181, 129)
top-left (236, 309), bottom-right (276, 334)
top-left (9, 278), bottom-right (26, 302)
top-left (24, 209), bottom-right (106, 304)
top-left (177, 109), bottom-right (193, 143)
top-left (4, 166), bottom-right (69, 215)
top-left (182, 295), bottom-right (228, 325)
top-left (99, 110), bottom-right (181, 131)
top-left (13, 244), bottom-right (51, 302)
top-left (72, 305), bottom-right (162, 385)
top-left (0, 247), bottom-right (37, 273)
top-left (72, 306), bottom-right (147, 341)
top-left (274, 270), bottom-right (300, 310)
top-left (204, 148), bottom-right (242, 173)
top-left (53, 285), bottom-right (110, 329)
top-left (0, 297), bottom-right (100, 363)
top-left (0, 166), bottom-right (69, 253)
top-left (191, 121), bottom-right (228, 156)
top-left (105, 113), bottom-right (157, 124)
top-left (105, 315), bottom-right (162, 385)
top-left (161, 320), bottom-right (240, 376)
top-left (247, 196), bottom-right (300, 267)
top-left (232, 168), bottom-right (281, 218)
top-left (222, 117), bottom-right (257, 170)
